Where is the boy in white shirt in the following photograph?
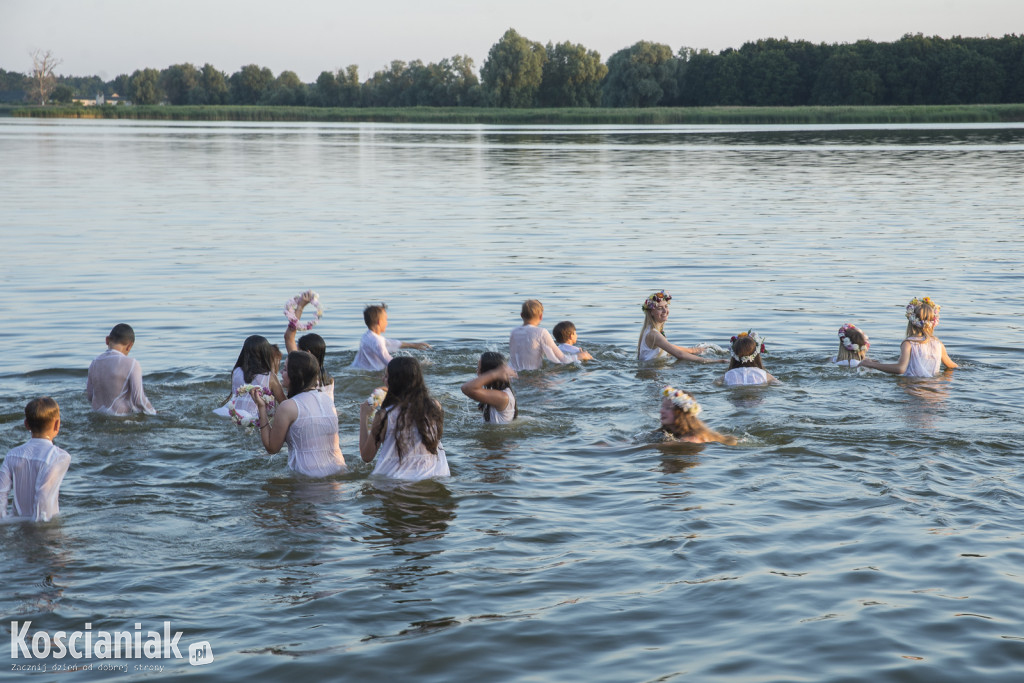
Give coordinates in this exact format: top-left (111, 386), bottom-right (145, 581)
top-left (1, 397), bottom-right (71, 522)
top-left (86, 323), bottom-right (156, 415)
top-left (509, 300), bottom-right (591, 371)
top-left (552, 321), bottom-right (593, 363)
top-left (350, 304), bottom-right (431, 371)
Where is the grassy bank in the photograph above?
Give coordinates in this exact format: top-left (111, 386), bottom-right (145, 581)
top-left (10, 103), bottom-right (1024, 124)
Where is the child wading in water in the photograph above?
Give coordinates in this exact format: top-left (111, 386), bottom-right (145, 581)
top-left (461, 351), bottom-right (519, 423)
top-left (284, 291), bottom-right (334, 400)
top-left (721, 331), bottom-right (778, 385)
top-left (214, 335), bottom-right (287, 421)
top-left (860, 297), bottom-right (958, 377)
top-left (833, 324), bottom-right (870, 367)
top-left (351, 303), bottom-right (431, 372)
top-left (637, 291), bottom-right (722, 364)
top-left (552, 321), bottom-right (592, 363)
top-left (659, 386), bottom-right (737, 444)
top-left (1, 397), bottom-right (72, 522)
top-left (509, 299), bottom-right (590, 371)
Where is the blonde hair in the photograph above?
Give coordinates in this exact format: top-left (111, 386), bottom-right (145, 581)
top-left (836, 326), bottom-right (868, 361)
top-left (520, 299), bottom-right (543, 321)
top-left (906, 302), bottom-right (938, 338)
top-left (25, 397), bottom-right (60, 434)
top-left (663, 407), bottom-right (707, 438)
top-left (636, 310), bottom-right (665, 359)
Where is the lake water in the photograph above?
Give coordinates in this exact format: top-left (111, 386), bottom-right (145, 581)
top-left (1, 118), bottom-right (1023, 681)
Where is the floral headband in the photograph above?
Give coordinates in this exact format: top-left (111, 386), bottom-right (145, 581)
top-left (641, 290), bottom-right (672, 311)
top-left (662, 386), bottom-right (701, 416)
top-left (906, 296), bottom-right (939, 328)
top-left (838, 323), bottom-right (869, 352)
top-left (730, 330), bottom-right (766, 363)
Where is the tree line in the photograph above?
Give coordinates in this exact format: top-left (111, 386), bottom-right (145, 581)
top-left (3, 30), bottom-right (1022, 108)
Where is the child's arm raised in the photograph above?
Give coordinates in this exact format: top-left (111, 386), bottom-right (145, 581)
top-left (860, 341), bottom-right (913, 375)
top-left (284, 291), bottom-right (314, 352)
top-left (649, 329), bottom-right (725, 364)
top-left (462, 366), bottom-right (517, 409)
top-left (253, 391), bottom-right (298, 454)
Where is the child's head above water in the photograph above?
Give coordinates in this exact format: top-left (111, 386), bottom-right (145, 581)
top-left (660, 385), bottom-right (702, 437)
top-left (728, 331), bottom-right (766, 370)
top-left (837, 323), bottom-right (870, 361)
top-left (284, 350), bottom-right (320, 399)
top-left (520, 299), bottom-right (543, 323)
top-left (235, 335), bottom-right (278, 382)
top-left (106, 323), bottom-right (135, 351)
top-left (25, 396), bottom-right (60, 437)
top-left (363, 303), bottom-right (388, 332)
top-left (905, 296), bottom-right (940, 338)
top-left (552, 321), bottom-right (576, 345)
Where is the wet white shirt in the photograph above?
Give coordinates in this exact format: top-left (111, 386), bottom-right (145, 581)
top-left (351, 330), bottom-right (402, 371)
top-left (509, 325), bottom-right (570, 371)
top-left (0, 438), bottom-right (71, 522)
top-left (86, 349), bottom-right (155, 415)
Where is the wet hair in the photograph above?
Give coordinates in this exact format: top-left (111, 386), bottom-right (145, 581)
top-left (478, 351), bottom-right (518, 422)
top-left (552, 321), bottom-right (576, 345)
top-left (836, 326), bottom-right (868, 362)
top-left (297, 333), bottom-right (332, 388)
top-left (520, 299), bottom-right (543, 321)
top-left (25, 397), bottom-right (60, 434)
top-left (233, 335), bottom-right (277, 383)
top-left (108, 323), bottom-right (135, 345)
top-left (906, 302), bottom-right (938, 338)
top-left (285, 350), bottom-right (321, 399)
top-left (363, 303), bottom-right (387, 329)
top-left (662, 402), bottom-right (707, 439)
top-left (728, 335), bottom-right (765, 370)
top-left (374, 357), bottom-right (443, 458)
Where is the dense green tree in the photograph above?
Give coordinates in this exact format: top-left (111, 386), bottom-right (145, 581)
top-left (186, 63), bottom-right (229, 105)
top-left (262, 70), bottom-right (307, 105)
top-left (127, 68), bottom-right (162, 105)
top-left (0, 68), bottom-right (28, 102)
top-left (229, 64), bottom-right (274, 104)
top-left (481, 29), bottom-right (546, 107)
top-left (602, 41), bottom-right (678, 107)
top-left (108, 73), bottom-right (132, 98)
top-left (160, 63), bottom-right (199, 105)
top-left (312, 70), bottom-right (340, 107)
top-left (50, 83), bottom-right (74, 103)
top-left (811, 45), bottom-right (882, 105)
top-left (538, 41), bottom-right (607, 107)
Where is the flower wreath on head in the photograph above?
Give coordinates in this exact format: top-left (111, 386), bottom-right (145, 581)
top-left (838, 323), bottom-right (869, 352)
top-left (906, 296), bottom-right (939, 329)
top-left (284, 290), bottom-right (323, 331)
top-left (662, 386), bottom-right (701, 416)
top-left (641, 290), bottom-right (672, 311)
top-left (730, 330), bottom-right (766, 363)
top-left (228, 385), bottom-right (276, 428)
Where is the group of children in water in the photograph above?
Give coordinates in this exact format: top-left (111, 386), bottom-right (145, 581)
top-left (2, 291), bottom-right (958, 521)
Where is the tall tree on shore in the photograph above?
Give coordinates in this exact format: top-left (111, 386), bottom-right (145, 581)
top-left (29, 49), bottom-right (62, 105)
top-left (538, 41), bottom-right (607, 107)
top-left (160, 63), bottom-right (199, 105)
top-left (128, 68), bottom-right (162, 105)
top-left (229, 64), bottom-right (274, 104)
top-left (481, 29), bottom-right (546, 107)
top-left (602, 41), bottom-right (679, 107)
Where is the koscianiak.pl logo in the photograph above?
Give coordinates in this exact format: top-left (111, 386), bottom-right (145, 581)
top-left (9, 621), bottom-right (214, 673)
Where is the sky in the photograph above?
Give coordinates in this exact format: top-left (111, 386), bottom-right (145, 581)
top-left (2, 0), bottom-right (1022, 82)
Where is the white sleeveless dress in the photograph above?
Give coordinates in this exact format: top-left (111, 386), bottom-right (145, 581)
top-left (214, 368), bottom-right (270, 420)
top-left (638, 328), bottom-right (664, 362)
top-left (724, 367), bottom-right (770, 386)
top-left (284, 391), bottom-right (346, 477)
top-left (903, 337), bottom-right (943, 377)
top-left (482, 389), bottom-right (516, 424)
top-left (372, 406), bottom-right (449, 480)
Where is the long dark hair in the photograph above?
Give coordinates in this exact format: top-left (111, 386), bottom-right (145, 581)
top-left (297, 333), bottom-right (332, 388)
top-left (374, 356), bottom-right (443, 457)
top-left (285, 351), bottom-right (320, 399)
top-left (234, 335), bottom-right (276, 383)
top-left (478, 351), bottom-right (517, 422)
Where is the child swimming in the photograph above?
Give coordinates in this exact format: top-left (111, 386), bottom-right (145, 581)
top-left (859, 296), bottom-right (958, 377)
top-left (722, 331), bottom-right (778, 386)
top-left (833, 323), bottom-right (870, 367)
top-left (659, 386), bottom-right (737, 444)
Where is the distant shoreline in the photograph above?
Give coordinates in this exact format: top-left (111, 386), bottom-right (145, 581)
top-left (6, 104), bottom-right (1024, 125)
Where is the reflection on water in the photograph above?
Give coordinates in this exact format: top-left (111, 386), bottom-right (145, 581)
top-left (898, 370), bottom-right (954, 429)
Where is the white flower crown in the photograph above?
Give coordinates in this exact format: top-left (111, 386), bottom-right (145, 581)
top-left (662, 386), bottom-right (701, 416)
top-left (730, 330), bottom-right (765, 363)
top-left (837, 323), bottom-right (869, 352)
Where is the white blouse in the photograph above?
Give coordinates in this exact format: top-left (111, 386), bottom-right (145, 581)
top-left (372, 407), bottom-right (449, 481)
top-left (284, 391), bottom-right (346, 477)
top-left (724, 367), bottom-right (770, 386)
top-left (86, 349), bottom-right (155, 415)
top-left (351, 330), bottom-right (402, 371)
top-left (0, 438), bottom-right (71, 522)
top-left (509, 325), bottom-right (570, 371)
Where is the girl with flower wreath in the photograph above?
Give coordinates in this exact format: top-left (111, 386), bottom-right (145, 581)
top-left (860, 297), bottom-right (958, 377)
top-left (659, 386), bottom-right (737, 445)
top-left (461, 351), bottom-right (519, 424)
top-left (833, 323), bottom-right (870, 367)
top-left (636, 290), bottom-right (724, 364)
top-left (251, 350), bottom-right (346, 478)
top-left (214, 335), bottom-right (286, 422)
top-left (358, 356), bottom-right (449, 481)
top-left (284, 291), bottom-right (334, 401)
top-left (720, 331), bottom-right (778, 386)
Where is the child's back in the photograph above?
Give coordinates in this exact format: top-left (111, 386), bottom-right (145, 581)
top-left (86, 324), bottom-right (155, 415)
top-left (1, 397), bottom-right (70, 522)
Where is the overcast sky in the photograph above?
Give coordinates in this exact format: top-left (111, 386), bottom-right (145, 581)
top-left (3, 0), bottom-right (1021, 81)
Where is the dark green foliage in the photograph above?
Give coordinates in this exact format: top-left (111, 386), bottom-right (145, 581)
top-left (481, 29), bottom-right (546, 107)
top-left (603, 42), bottom-right (679, 107)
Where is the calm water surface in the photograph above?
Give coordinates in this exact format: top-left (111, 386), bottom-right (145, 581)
top-left (1, 119), bottom-right (1023, 681)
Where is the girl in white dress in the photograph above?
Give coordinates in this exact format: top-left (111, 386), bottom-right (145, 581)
top-left (659, 386), bottom-right (737, 445)
top-left (461, 351), bottom-right (519, 424)
top-left (284, 291), bottom-right (335, 400)
top-left (721, 331), bottom-right (779, 386)
top-left (252, 351), bottom-right (346, 478)
top-left (833, 323), bottom-right (870, 367)
top-left (637, 290), bottom-right (723, 364)
top-left (359, 357), bottom-right (449, 481)
top-left (860, 297), bottom-right (958, 377)
top-left (214, 335), bottom-right (286, 420)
